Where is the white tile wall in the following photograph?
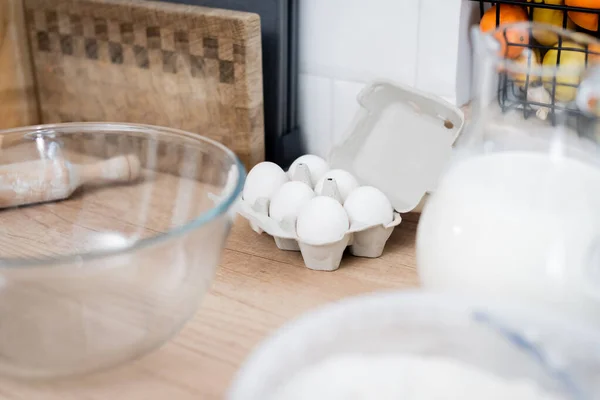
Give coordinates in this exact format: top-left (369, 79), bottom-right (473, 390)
top-left (331, 80), bottom-right (364, 145)
top-left (298, 0), bottom-right (477, 157)
top-left (298, 74), bottom-right (332, 158)
top-left (299, 0), bottom-right (420, 84)
top-left (416, 0), bottom-right (462, 101)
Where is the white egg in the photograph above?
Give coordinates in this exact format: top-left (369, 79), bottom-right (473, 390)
top-left (315, 169), bottom-right (360, 203)
top-left (243, 162), bottom-right (289, 205)
top-left (297, 196), bottom-right (349, 243)
top-left (269, 181), bottom-right (316, 222)
top-left (344, 186), bottom-right (394, 227)
top-left (288, 155), bottom-right (330, 186)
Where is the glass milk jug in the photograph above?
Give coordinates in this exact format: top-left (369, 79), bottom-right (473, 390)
top-left (417, 23), bottom-right (600, 326)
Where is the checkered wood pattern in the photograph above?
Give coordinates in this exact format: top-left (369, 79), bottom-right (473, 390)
top-left (24, 0), bottom-right (264, 169)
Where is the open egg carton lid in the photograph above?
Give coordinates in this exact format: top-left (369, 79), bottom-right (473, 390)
top-left (330, 80), bottom-right (464, 213)
top-left (238, 80), bottom-right (465, 271)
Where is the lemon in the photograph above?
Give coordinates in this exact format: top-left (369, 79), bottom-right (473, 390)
top-left (542, 41), bottom-right (587, 102)
top-left (531, 0), bottom-right (576, 46)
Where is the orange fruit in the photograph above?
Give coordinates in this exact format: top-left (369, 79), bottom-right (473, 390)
top-left (588, 43), bottom-right (600, 63)
top-left (565, 0), bottom-right (600, 31)
top-left (587, 44), bottom-right (600, 65)
top-left (480, 5), bottom-right (530, 59)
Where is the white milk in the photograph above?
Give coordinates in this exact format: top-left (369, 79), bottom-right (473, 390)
top-left (270, 354), bottom-right (563, 400)
top-left (417, 151), bottom-right (600, 324)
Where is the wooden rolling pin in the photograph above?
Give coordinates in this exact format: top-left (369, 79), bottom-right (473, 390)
top-left (0, 154), bottom-right (141, 208)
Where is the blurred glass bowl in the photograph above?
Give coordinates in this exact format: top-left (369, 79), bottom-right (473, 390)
top-left (229, 291), bottom-right (600, 400)
top-left (0, 122), bottom-right (244, 379)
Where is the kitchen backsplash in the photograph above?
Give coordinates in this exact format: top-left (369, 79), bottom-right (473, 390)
top-left (298, 0), bottom-right (478, 157)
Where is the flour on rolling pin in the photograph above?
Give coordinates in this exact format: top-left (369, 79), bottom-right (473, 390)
top-left (0, 154), bottom-right (141, 208)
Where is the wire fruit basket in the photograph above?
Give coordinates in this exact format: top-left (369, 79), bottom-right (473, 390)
top-left (471, 0), bottom-right (600, 128)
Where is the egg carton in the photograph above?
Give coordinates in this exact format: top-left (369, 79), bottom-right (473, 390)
top-left (239, 80), bottom-right (465, 271)
top-left (239, 163), bottom-right (401, 272)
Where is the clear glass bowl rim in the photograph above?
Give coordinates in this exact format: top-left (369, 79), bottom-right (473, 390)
top-left (0, 122), bottom-right (246, 269)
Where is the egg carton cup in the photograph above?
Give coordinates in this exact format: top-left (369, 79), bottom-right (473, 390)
top-left (239, 172), bottom-right (402, 272)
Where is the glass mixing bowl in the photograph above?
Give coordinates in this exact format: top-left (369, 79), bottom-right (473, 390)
top-left (0, 122), bottom-right (244, 379)
top-left (229, 291), bottom-right (600, 400)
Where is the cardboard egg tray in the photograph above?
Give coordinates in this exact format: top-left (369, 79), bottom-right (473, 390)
top-left (239, 163), bottom-right (402, 272)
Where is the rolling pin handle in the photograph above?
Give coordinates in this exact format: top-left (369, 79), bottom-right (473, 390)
top-left (76, 154), bottom-right (141, 186)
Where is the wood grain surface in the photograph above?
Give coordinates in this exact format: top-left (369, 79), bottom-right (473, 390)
top-left (0, 0), bottom-right (39, 129)
top-left (0, 198), bottom-right (420, 398)
top-left (23, 0), bottom-right (265, 169)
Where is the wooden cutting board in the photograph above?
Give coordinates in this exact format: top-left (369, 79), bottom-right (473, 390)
top-left (23, 0), bottom-right (264, 169)
top-left (0, 0), bottom-right (39, 129)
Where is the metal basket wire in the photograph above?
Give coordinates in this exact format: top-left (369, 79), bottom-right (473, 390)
top-left (472, 0), bottom-right (600, 126)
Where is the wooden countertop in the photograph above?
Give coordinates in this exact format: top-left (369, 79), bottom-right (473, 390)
top-left (0, 214), bottom-right (420, 399)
